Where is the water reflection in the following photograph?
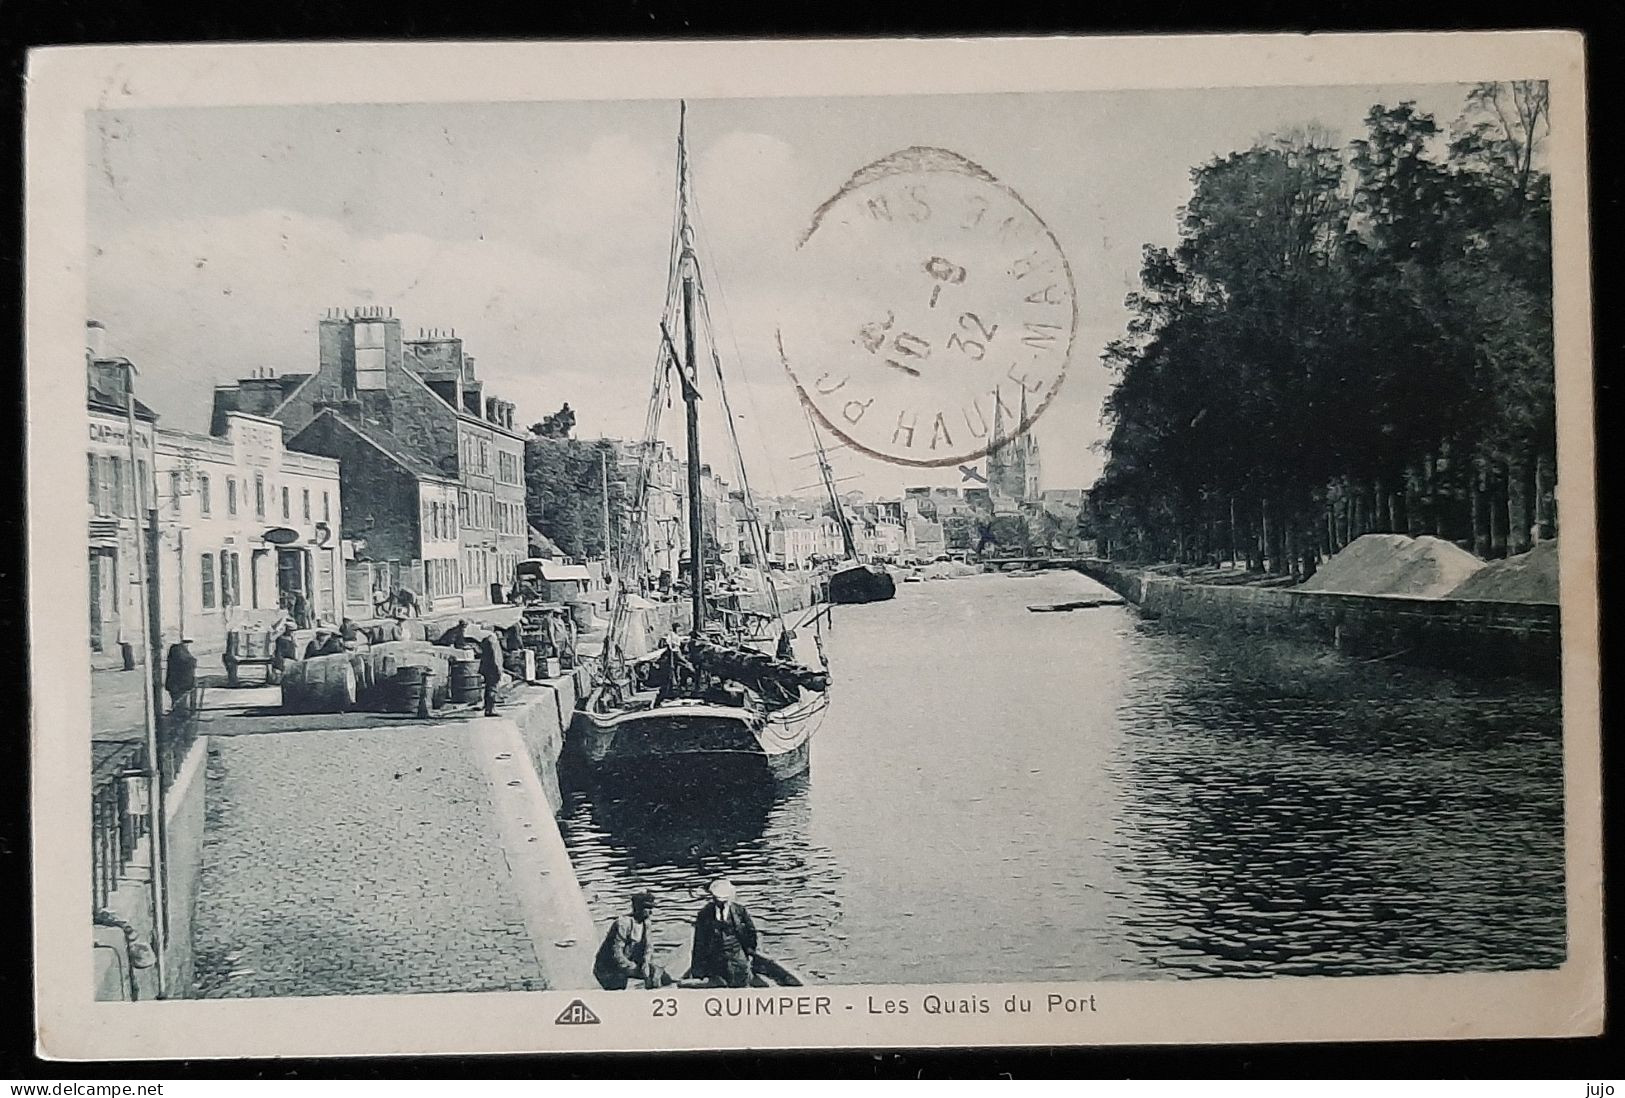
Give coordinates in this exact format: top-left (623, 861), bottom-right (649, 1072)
top-left (558, 759), bottom-right (846, 979)
top-left (1106, 621), bottom-right (1566, 978)
top-left (557, 573), bottom-right (1565, 985)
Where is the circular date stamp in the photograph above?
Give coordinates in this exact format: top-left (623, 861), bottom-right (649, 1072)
top-left (777, 147), bottom-right (1077, 468)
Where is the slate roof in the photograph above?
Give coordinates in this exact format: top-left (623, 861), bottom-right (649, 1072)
top-left (293, 410), bottom-right (457, 484)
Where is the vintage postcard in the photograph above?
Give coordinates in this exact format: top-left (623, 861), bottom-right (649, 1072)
top-left (27, 33), bottom-right (1600, 1059)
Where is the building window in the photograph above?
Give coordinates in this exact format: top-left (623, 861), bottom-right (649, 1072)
top-left (170, 471), bottom-right (183, 514)
top-left (109, 457), bottom-right (125, 517)
top-left (199, 473), bottom-right (212, 516)
top-left (99, 456), bottom-right (115, 516)
top-left (200, 553), bottom-right (217, 609)
top-left (281, 485), bottom-right (290, 520)
top-left (302, 488), bottom-right (311, 522)
top-left (355, 321), bottom-right (387, 391)
top-left (220, 550), bottom-right (239, 608)
top-left (87, 454), bottom-right (98, 512)
top-left (459, 489), bottom-right (469, 528)
top-left (254, 474), bottom-right (265, 518)
top-left (228, 478), bottom-right (239, 516)
top-left (322, 491), bottom-right (331, 522)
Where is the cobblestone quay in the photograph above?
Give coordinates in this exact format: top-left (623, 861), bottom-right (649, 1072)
top-left (193, 722), bottom-right (583, 997)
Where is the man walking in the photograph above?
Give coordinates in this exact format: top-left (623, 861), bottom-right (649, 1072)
top-left (688, 879), bottom-right (758, 988)
top-left (117, 617), bottom-right (136, 672)
top-left (478, 628), bottom-right (503, 716)
top-left (163, 637), bottom-right (197, 716)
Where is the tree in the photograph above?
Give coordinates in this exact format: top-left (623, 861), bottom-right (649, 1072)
top-left (524, 436), bottom-right (627, 561)
top-left (988, 514), bottom-right (1033, 555)
top-left (531, 403), bottom-right (576, 440)
top-left (943, 514), bottom-right (975, 552)
top-left (1090, 84), bottom-right (1555, 569)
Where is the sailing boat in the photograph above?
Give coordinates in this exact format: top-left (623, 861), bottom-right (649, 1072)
top-left (571, 103), bottom-right (832, 782)
top-left (803, 408), bottom-right (896, 605)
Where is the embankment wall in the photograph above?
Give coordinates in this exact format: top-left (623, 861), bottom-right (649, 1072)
top-left (510, 673), bottom-right (582, 814)
top-left (97, 735), bottom-right (209, 1000)
top-left (1079, 559), bottom-right (1560, 680)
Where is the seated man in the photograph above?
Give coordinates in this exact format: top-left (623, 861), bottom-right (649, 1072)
top-left (435, 618), bottom-right (471, 649)
top-left (687, 879), bottom-right (757, 988)
top-left (593, 892), bottom-right (673, 991)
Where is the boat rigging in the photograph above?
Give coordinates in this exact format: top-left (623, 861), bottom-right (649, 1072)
top-left (571, 101), bottom-right (833, 782)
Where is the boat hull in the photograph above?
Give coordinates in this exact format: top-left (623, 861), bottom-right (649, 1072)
top-left (828, 562), bottom-right (896, 604)
top-left (572, 696), bottom-right (812, 781)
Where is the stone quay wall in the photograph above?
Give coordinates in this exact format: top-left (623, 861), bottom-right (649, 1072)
top-left (1079, 559), bottom-right (1560, 681)
top-left (96, 735), bottom-right (210, 1001)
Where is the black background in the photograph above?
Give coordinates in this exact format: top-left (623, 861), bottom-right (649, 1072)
top-left (0, 0), bottom-right (1616, 1081)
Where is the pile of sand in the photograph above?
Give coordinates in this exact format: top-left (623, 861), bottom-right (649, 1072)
top-left (1447, 539), bottom-right (1560, 604)
top-left (1300, 533), bottom-right (1487, 598)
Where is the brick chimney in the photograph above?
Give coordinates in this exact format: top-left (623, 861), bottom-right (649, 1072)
top-left (86, 319), bottom-right (108, 359)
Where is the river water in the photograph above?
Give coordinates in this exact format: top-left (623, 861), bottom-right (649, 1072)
top-left (556, 570), bottom-right (1565, 984)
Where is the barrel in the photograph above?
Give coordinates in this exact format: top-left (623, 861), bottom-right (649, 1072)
top-left (449, 657), bottom-right (482, 704)
top-left (280, 655), bottom-right (358, 714)
top-left (385, 666), bottom-right (430, 715)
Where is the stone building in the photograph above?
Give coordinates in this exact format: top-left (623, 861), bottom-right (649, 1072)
top-left (153, 411), bottom-right (344, 650)
top-left (768, 514), bottom-right (818, 570)
top-left (283, 412), bottom-right (460, 614)
top-left (85, 321), bottom-right (158, 663)
top-left (212, 308), bottom-right (527, 610)
top-left (615, 438), bottom-right (683, 583)
top-left (986, 388), bottom-right (1042, 503)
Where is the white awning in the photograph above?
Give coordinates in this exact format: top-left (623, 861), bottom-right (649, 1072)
top-left (536, 561), bottom-right (592, 582)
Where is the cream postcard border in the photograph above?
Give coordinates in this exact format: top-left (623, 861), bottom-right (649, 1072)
top-left (27, 32), bottom-right (1599, 1060)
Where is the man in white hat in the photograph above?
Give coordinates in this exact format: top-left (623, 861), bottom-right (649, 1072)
top-left (688, 878), bottom-right (757, 988)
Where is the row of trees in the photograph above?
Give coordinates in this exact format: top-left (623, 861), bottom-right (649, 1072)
top-left (1090, 82), bottom-right (1556, 573)
top-left (941, 511), bottom-right (1075, 556)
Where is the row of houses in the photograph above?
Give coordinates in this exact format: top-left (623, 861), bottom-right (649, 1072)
top-left (86, 310), bottom-right (530, 661)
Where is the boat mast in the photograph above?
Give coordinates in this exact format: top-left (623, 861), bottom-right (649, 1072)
top-left (678, 101), bottom-right (705, 637)
top-left (807, 407), bottom-right (859, 561)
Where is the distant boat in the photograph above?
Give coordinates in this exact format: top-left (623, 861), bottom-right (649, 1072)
top-left (828, 561), bottom-right (896, 604)
top-left (1027, 597), bottom-right (1123, 613)
top-left (802, 406), bottom-right (896, 606)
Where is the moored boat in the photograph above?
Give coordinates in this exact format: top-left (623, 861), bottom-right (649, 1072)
top-left (803, 409), bottom-right (896, 606)
top-left (570, 102), bottom-right (832, 784)
top-left (1027, 597), bottom-right (1123, 613)
top-left (828, 560), bottom-right (896, 604)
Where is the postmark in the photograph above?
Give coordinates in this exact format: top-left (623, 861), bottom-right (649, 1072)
top-left (777, 147), bottom-right (1078, 468)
